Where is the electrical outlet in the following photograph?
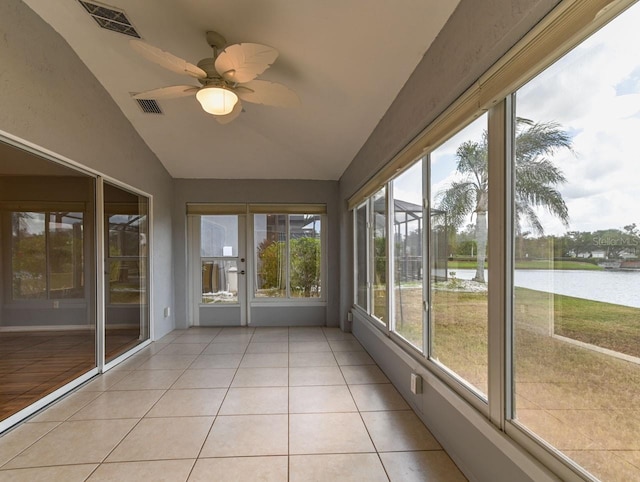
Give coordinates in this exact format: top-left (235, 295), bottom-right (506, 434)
top-left (53, 300), bottom-right (59, 309)
top-left (164, 307), bottom-right (170, 318)
top-left (411, 373), bottom-right (422, 394)
top-left (347, 311), bottom-right (353, 322)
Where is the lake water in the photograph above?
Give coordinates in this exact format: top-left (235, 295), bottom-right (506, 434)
top-left (454, 269), bottom-right (640, 308)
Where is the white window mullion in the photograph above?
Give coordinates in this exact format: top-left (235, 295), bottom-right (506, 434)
top-left (387, 182), bottom-right (394, 333)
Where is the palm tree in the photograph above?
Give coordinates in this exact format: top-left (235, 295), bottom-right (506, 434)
top-left (436, 118), bottom-right (572, 282)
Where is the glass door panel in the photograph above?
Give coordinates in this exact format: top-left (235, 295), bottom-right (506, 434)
top-left (104, 182), bottom-right (149, 363)
top-left (198, 215), bottom-right (246, 325)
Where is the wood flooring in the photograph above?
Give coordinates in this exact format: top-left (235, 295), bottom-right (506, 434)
top-left (0, 329), bottom-right (140, 420)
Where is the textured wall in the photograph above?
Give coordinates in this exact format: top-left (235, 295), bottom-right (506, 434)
top-left (0, 0), bottom-right (175, 338)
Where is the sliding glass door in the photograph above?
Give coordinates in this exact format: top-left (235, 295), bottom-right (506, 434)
top-left (104, 182), bottom-right (150, 363)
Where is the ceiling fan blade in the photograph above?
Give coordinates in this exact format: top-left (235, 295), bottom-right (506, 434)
top-left (130, 40), bottom-right (206, 79)
top-left (215, 43), bottom-right (278, 83)
top-left (133, 85), bottom-right (199, 100)
top-left (216, 99), bottom-right (243, 124)
top-left (236, 80), bottom-right (300, 108)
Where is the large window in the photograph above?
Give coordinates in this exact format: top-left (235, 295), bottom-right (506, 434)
top-left (430, 113), bottom-right (489, 398)
top-left (350, 2), bottom-right (640, 480)
top-left (510, 4), bottom-right (640, 480)
top-left (391, 161), bottom-right (424, 351)
top-left (254, 213), bottom-right (322, 299)
top-left (354, 188), bottom-right (387, 325)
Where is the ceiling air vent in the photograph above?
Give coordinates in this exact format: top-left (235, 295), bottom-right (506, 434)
top-left (78, 0), bottom-right (140, 38)
top-left (135, 98), bottom-right (163, 115)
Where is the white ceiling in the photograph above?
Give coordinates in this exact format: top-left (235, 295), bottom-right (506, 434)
top-left (23, 0), bottom-right (459, 180)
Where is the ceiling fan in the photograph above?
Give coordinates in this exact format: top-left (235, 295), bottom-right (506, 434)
top-left (130, 31), bottom-right (299, 124)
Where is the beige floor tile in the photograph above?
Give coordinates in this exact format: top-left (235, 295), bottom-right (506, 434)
top-left (111, 354), bottom-right (150, 371)
top-left (190, 354), bottom-right (243, 369)
top-left (173, 334), bottom-right (216, 344)
top-left (341, 365), bottom-right (389, 384)
top-left (231, 368), bottom-right (288, 387)
top-left (0, 422), bottom-right (59, 467)
top-left (328, 340), bottom-right (365, 352)
top-left (211, 334), bottom-right (254, 344)
top-left (362, 411), bottom-right (441, 452)
top-left (146, 389), bottom-right (226, 417)
top-left (4, 419), bottom-right (137, 468)
top-left (618, 450), bottom-right (640, 469)
top-left (200, 414), bottom-right (288, 457)
top-left (78, 370), bottom-right (132, 392)
top-left (289, 413), bottom-right (374, 454)
top-left (88, 459), bottom-right (195, 481)
top-left (289, 342), bottom-right (331, 353)
top-left (380, 451), bottom-right (467, 482)
top-left (322, 328), bottom-right (356, 341)
top-left (28, 391), bottom-right (101, 422)
top-left (0, 464), bottom-right (97, 481)
top-left (219, 387), bottom-right (288, 415)
top-left (106, 417), bottom-right (213, 462)
top-left (349, 384), bottom-right (410, 411)
top-left (289, 352), bottom-right (337, 368)
top-left (288, 332), bottom-right (326, 342)
top-left (333, 351), bottom-right (375, 366)
top-left (290, 453), bottom-right (388, 482)
top-left (109, 369), bottom-right (183, 391)
top-left (202, 342), bottom-right (248, 355)
top-left (189, 456), bottom-right (287, 482)
top-left (70, 390), bottom-right (165, 420)
top-left (250, 330), bottom-right (290, 342)
top-left (245, 342), bottom-right (289, 354)
top-left (240, 353), bottom-right (288, 368)
top-left (172, 369), bottom-right (236, 389)
top-left (289, 385), bottom-right (357, 413)
top-left (158, 343), bottom-right (209, 355)
top-left (136, 355), bottom-right (197, 370)
top-left (289, 367), bottom-right (345, 386)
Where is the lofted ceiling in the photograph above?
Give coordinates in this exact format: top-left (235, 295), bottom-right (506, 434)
top-left (22, 0), bottom-right (459, 180)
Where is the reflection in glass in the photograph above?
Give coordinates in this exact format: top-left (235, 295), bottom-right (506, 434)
top-left (202, 260), bottom-right (239, 303)
top-left (289, 214), bottom-right (321, 298)
top-left (511, 4), bottom-right (640, 480)
top-left (255, 214), bottom-right (286, 298)
top-left (356, 204), bottom-right (368, 311)
top-left (372, 188), bottom-right (387, 323)
top-left (104, 183), bottom-right (149, 362)
top-left (201, 215), bottom-right (238, 257)
top-left (430, 113), bottom-right (488, 398)
top-left (392, 161), bottom-right (424, 351)
top-left (11, 212), bottom-right (46, 299)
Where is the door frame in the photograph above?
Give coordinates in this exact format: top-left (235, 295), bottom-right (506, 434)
top-left (188, 213), bottom-right (247, 326)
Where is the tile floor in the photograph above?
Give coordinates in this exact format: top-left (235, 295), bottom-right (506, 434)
top-left (0, 327), bottom-right (467, 481)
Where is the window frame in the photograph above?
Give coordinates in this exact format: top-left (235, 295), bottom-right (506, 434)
top-left (251, 212), bottom-right (327, 304)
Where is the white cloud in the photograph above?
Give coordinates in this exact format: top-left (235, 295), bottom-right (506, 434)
top-left (515, 3), bottom-right (640, 236)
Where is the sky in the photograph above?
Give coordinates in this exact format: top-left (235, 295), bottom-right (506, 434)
top-left (394, 2), bottom-right (640, 237)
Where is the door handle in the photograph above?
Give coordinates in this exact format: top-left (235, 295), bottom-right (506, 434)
top-left (240, 270), bottom-right (246, 275)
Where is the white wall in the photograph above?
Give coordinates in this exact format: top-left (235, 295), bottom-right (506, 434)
top-left (0, 0), bottom-right (175, 339)
top-left (338, 0), bottom-right (563, 480)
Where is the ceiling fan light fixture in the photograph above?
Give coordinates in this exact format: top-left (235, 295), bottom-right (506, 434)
top-left (196, 85), bottom-right (238, 115)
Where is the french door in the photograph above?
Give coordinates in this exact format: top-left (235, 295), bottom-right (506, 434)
top-left (190, 214), bottom-right (247, 326)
